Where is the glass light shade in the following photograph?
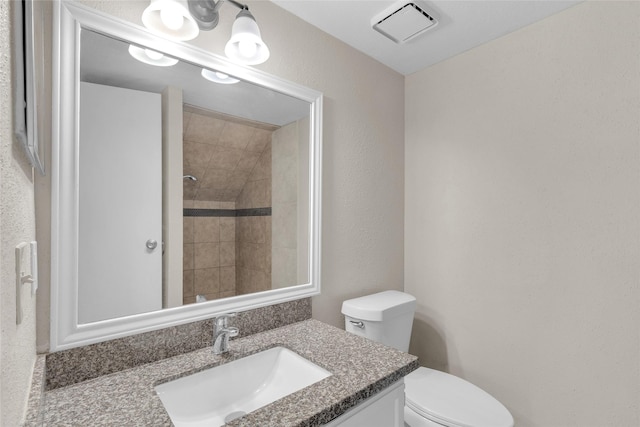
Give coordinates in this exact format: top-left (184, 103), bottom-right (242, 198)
top-left (128, 45), bottom-right (179, 67)
top-left (142, 0), bottom-right (199, 41)
top-left (201, 68), bottom-right (240, 84)
top-left (224, 10), bottom-right (270, 65)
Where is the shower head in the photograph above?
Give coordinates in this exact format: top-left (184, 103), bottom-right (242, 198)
top-left (183, 175), bottom-right (198, 182)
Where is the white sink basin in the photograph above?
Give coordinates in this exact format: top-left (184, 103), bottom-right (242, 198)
top-left (155, 346), bottom-right (331, 427)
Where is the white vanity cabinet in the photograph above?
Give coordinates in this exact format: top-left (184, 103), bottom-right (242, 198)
top-left (324, 380), bottom-right (405, 427)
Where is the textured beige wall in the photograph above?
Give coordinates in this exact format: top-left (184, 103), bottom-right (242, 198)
top-left (239, 1), bottom-right (406, 326)
top-left (271, 117), bottom-right (310, 288)
top-left (34, 0), bottom-right (53, 354)
top-left (272, 121), bottom-right (298, 289)
top-left (161, 86), bottom-right (183, 309)
top-left (405, 2), bottom-right (640, 426)
top-left (0, 1), bottom-right (38, 424)
top-left (48, 0), bottom-right (405, 333)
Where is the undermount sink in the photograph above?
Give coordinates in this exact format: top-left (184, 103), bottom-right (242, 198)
top-left (154, 346), bottom-right (332, 427)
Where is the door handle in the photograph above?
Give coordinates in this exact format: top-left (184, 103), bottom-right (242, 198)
top-left (146, 239), bottom-right (158, 250)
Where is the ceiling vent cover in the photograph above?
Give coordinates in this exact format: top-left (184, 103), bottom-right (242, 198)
top-left (372, 2), bottom-right (438, 44)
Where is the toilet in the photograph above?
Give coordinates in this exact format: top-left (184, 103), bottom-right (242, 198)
top-left (342, 291), bottom-right (514, 427)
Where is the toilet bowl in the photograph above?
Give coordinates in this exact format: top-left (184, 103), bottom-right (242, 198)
top-left (342, 291), bottom-right (514, 427)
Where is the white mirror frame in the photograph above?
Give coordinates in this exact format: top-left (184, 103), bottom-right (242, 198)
top-left (51, 1), bottom-right (322, 351)
top-left (14, 0), bottom-right (46, 175)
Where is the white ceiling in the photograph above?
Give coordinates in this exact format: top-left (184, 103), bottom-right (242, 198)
top-left (80, 1), bottom-right (582, 123)
top-left (271, 0), bottom-right (581, 75)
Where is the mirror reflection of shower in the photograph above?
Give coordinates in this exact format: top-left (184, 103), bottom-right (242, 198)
top-left (182, 108), bottom-right (278, 306)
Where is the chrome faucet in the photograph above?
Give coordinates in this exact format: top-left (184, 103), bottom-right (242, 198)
top-left (213, 313), bottom-right (239, 355)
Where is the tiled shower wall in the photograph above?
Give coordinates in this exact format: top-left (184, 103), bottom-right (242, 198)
top-left (183, 110), bottom-right (274, 302)
top-left (236, 141), bottom-right (273, 295)
top-left (182, 201), bottom-right (237, 304)
top-left (182, 107), bottom-right (274, 202)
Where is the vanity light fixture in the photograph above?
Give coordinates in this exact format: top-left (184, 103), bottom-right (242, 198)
top-left (142, 0), bottom-right (199, 41)
top-left (128, 44), bottom-right (179, 67)
top-left (224, 8), bottom-right (270, 65)
top-left (201, 68), bottom-right (240, 84)
top-left (142, 0), bottom-right (270, 65)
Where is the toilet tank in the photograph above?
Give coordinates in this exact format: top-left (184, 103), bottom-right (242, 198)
top-left (341, 291), bottom-right (416, 352)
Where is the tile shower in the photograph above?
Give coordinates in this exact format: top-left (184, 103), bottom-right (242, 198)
top-left (182, 108), bottom-right (275, 304)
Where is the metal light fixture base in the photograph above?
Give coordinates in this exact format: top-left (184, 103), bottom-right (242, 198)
top-left (188, 0), bottom-right (223, 31)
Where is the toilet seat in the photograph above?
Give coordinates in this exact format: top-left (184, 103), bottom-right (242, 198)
top-left (405, 367), bottom-right (514, 427)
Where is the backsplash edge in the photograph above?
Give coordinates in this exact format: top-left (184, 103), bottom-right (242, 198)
top-left (44, 298), bottom-right (312, 390)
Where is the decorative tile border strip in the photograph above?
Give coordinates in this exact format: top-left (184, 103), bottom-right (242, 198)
top-left (183, 207), bottom-right (272, 217)
top-left (183, 208), bottom-right (236, 217)
top-left (236, 207), bottom-right (272, 217)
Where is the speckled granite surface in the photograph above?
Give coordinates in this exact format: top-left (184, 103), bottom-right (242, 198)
top-left (23, 355), bottom-right (46, 426)
top-left (45, 298), bottom-right (312, 390)
top-left (36, 319), bottom-right (418, 426)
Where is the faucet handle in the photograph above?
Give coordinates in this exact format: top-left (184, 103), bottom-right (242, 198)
top-left (214, 312), bottom-right (236, 327)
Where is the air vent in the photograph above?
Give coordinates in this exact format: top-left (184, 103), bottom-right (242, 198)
top-left (372, 1), bottom-right (438, 44)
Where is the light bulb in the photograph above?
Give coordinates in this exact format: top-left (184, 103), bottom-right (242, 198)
top-left (238, 39), bottom-right (257, 58)
top-left (142, 0), bottom-right (199, 41)
top-left (144, 49), bottom-right (164, 61)
top-left (201, 68), bottom-right (240, 84)
top-left (129, 45), bottom-right (178, 67)
top-left (160, 7), bottom-right (184, 30)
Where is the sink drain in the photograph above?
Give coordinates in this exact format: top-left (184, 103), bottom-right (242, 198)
top-left (224, 411), bottom-right (247, 423)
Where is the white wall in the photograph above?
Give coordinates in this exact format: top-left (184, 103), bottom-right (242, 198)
top-left (0, 1), bottom-right (38, 424)
top-left (405, 2), bottom-right (639, 426)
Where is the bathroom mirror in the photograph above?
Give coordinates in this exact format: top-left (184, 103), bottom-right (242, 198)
top-left (51, 1), bottom-right (322, 350)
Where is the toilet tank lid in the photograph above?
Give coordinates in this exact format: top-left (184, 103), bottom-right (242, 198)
top-left (341, 291), bottom-right (416, 321)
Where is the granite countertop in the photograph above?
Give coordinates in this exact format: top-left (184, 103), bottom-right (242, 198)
top-left (38, 319), bottom-right (419, 426)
